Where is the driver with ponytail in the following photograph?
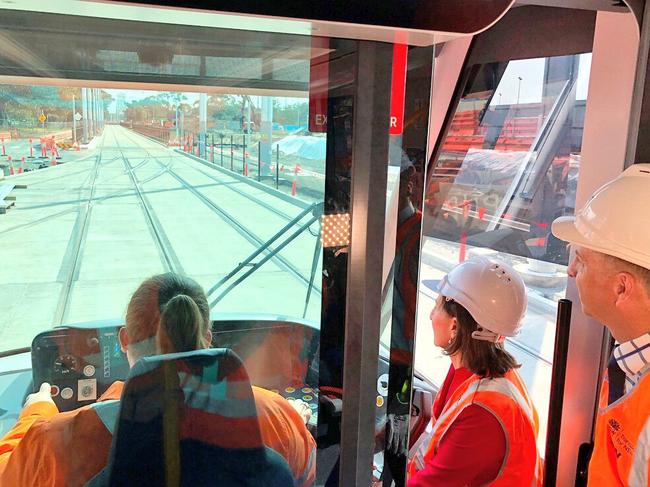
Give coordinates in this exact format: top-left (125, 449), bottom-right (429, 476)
top-left (123, 273), bottom-right (316, 487)
top-left (0, 273), bottom-right (316, 487)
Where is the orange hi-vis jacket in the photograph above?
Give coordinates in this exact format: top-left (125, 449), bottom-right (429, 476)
top-left (408, 369), bottom-right (543, 486)
top-left (589, 366), bottom-right (650, 486)
top-left (0, 382), bottom-right (316, 487)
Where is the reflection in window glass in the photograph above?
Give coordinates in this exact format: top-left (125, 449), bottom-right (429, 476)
top-left (416, 53), bottom-right (592, 454)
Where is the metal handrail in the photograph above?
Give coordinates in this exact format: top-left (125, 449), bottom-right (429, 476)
top-left (544, 299), bottom-right (572, 486)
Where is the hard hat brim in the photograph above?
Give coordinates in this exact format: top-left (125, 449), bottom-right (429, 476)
top-left (553, 215), bottom-right (650, 270)
top-left (552, 216), bottom-right (605, 254)
top-left (551, 216), bottom-right (583, 246)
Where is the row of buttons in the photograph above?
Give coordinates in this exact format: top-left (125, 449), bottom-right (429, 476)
top-left (50, 385), bottom-right (73, 400)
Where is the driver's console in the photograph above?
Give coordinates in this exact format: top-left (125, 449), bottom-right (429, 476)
top-left (31, 325), bottom-right (129, 411)
top-left (0, 317), bottom-right (434, 485)
top-left (29, 318), bottom-right (325, 433)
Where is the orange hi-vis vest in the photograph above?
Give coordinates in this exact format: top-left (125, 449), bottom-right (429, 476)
top-left (408, 369), bottom-right (543, 486)
top-left (589, 366), bottom-right (650, 486)
top-left (0, 383), bottom-right (315, 487)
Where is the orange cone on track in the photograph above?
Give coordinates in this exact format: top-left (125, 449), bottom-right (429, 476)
top-left (291, 179), bottom-right (297, 196)
top-left (8, 155), bottom-right (13, 175)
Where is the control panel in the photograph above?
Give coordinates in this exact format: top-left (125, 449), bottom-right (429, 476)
top-left (275, 385), bottom-right (319, 431)
top-left (31, 326), bottom-right (129, 411)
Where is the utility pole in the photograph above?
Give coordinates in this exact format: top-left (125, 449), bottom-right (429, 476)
top-left (72, 94), bottom-right (77, 144)
top-left (199, 93), bottom-right (207, 157)
top-left (82, 88), bottom-right (89, 143)
top-left (515, 76), bottom-right (523, 135)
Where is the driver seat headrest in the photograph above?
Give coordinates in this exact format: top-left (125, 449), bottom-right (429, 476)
top-left (87, 348), bottom-right (294, 487)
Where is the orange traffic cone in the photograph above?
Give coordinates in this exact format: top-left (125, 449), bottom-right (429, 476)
top-left (291, 179), bottom-right (297, 196)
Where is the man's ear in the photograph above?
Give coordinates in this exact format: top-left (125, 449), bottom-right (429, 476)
top-left (118, 326), bottom-right (129, 353)
top-left (205, 329), bottom-right (213, 347)
top-left (614, 272), bottom-right (636, 307)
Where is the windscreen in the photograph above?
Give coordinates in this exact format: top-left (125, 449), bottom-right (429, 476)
top-left (0, 8), bottom-right (327, 353)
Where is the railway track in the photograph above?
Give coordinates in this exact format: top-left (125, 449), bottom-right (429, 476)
top-left (48, 125), bottom-right (322, 325)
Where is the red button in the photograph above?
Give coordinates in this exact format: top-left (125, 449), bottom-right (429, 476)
top-left (50, 385), bottom-right (60, 397)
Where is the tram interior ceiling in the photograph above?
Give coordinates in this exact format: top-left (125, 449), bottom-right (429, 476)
top-left (0, 9), bottom-right (314, 93)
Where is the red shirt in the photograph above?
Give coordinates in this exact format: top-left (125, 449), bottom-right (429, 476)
top-left (408, 366), bottom-right (506, 487)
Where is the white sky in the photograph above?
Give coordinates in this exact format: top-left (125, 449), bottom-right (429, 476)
top-left (489, 53), bottom-right (592, 106)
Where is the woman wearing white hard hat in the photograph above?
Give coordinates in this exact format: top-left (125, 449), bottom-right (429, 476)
top-left (407, 257), bottom-right (543, 486)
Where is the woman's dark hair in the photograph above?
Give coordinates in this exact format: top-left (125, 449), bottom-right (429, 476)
top-left (126, 273), bottom-right (211, 355)
top-left (442, 297), bottom-right (520, 377)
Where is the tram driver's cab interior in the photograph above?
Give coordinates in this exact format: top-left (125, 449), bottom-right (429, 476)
top-left (1, 317), bottom-right (434, 482)
top-left (0, 0), bottom-right (646, 485)
top-left (23, 317), bottom-right (434, 433)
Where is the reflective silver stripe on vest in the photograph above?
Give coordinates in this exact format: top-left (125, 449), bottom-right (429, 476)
top-left (473, 377), bottom-right (535, 426)
top-left (629, 416), bottom-right (650, 487)
top-left (90, 399), bottom-right (121, 435)
top-left (410, 419), bottom-right (434, 470)
top-left (295, 446), bottom-right (316, 487)
top-left (433, 376), bottom-right (534, 448)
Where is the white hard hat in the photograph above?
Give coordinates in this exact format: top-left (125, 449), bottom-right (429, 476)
top-left (438, 257), bottom-right (527, 342)
top-left (552, 164), bottom-right (650, 270)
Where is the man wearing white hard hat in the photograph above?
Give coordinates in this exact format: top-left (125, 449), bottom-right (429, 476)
top-left (551, 164), bottom-right (650, 486)
top-left (407, 257), bottom-right (543, 486)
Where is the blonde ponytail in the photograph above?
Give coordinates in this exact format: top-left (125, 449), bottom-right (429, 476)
top-left (126, 273), bottom-right (211, 359)
top-left (158, 294), bottom-right (208, 354)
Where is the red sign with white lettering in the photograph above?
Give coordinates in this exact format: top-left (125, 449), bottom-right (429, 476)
top-left (389, 43), bottom-right (408, 135)
top-left (309, 37), bottom-right (330, 133)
